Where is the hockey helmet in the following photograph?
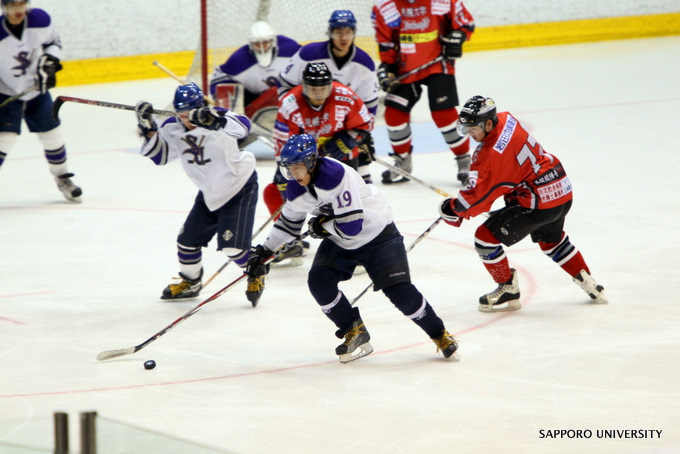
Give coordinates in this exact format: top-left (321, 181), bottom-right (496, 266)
top-left (280, 134), bottom-right (318, 179)
top-left (247, 21), bottom-right (277, 67)
top-left (328, 10), bottom-right (357, 31)
top-left (457, 95), bottom-right (498, 136)
top-left (302, 62), bottom-right (332, 87)
top-left (173, 83), bottom-right (204, 112)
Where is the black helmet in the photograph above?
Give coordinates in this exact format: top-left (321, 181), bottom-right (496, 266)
top-left (302, 62), bottom-right (332, 87)
top-left (458, 96), bottom-right (498, 135)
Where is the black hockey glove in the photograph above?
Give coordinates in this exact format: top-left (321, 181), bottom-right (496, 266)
top-left (377, 63), bottom-right (400, 93)
top-left (246, 245), bottom-right (272, 278)
top-left (356, 131), bottom-right (375, 161)
top-left (321, 131), bottom-right (357, 162)
top-left (189, 106), bottom-right (227, 130)
top-left (308, 216), bottom-right (332, 239)
top-left (135, 101), bottom-right (157, 136)
top-left (37, 54), bottom-right (62, 94)
top-left (439, 198), bottom-right (463, 227)
top-left (441, 30), bottom-right (466, 62)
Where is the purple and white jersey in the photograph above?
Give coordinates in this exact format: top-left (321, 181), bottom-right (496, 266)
top-left (0, 8), bottom-right (61, 100)
top-left (278, 41), bottom-right (379, 116)
top-left (209, 35), bottom-right (301, 100)
top-left (263, 157), bottom-right (392, 251)
top-left (140, 111), bottom-right (256, 212)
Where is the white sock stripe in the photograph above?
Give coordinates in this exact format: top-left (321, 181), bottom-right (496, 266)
top-left (320, 290), bottom-right (343, 314)
top-left (406, 297), bottom-right (428, 320)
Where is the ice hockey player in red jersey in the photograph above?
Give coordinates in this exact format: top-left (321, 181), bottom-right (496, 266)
top-left (373, 0), bottom-right (475, 185)
top-left (438, 96), bottom-right (608, 312)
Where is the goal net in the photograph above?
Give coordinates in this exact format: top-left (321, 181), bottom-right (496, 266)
top-left (187, 0), bottom-right (379, 92)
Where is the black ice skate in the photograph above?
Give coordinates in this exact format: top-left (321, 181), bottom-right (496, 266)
top-left (161, 270), bottom-right (202, 300)
top-left (55, 173), bottom-right (82, 202)
top-left (271, 241), bottom-right (304, 268)
top-left (335, 310), bottom-right (373, 363)
top-left (478, 268), bottom-right (521, 312)
top-left (246, 275), bottom-right (265, 307)
top-left (381, 152), bottom-right (412, 184)
top-left (573, 270), bottom-right (608, 304)
top-left (432, 329), bottom-right (459, 360)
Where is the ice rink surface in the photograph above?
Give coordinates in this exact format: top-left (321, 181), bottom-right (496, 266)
top-left (1, 36), bottom-right (679, 453)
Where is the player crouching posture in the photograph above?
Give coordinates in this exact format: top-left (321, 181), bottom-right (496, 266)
top-left (136, 83), bottom-right (263, 306)
top-left (247, 134), bottom-right (458, 362)
top-left (438, 95), bottom-right (607, 312)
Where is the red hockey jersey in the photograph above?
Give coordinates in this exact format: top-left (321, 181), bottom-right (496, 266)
top-left (372, 0), bottom-right (474, 84)
top-left (456, 112), bottom-right (573, 219)
top-left (273, 81), bottom-right (373, 158)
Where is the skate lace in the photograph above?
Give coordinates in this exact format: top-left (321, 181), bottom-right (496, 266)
top-left (247, 277), bottom-right (264, 292)
top-left (169, 280), bottom-right (192, 295)
top-left (434, 332), bottom-right (456, 353)
top-left (344, 323), bottom-right (366, 346)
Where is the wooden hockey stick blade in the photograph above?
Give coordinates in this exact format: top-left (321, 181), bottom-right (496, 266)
top-left (52, 95), bottom-right (177, 121)
top-left (152, 60), bottom-right (187, 84)
top-left (96, 346), bottom-right (138, 361)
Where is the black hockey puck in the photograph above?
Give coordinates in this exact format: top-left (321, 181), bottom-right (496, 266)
top-left (144, 360), bottom-right (156, 370)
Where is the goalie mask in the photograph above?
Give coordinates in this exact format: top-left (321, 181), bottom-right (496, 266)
top-left (457, 95), bottom-right (498, 136)
top-left (279, 134), bottom-right (318, 180)
top-left (248, 21), bottom-right (277, 67)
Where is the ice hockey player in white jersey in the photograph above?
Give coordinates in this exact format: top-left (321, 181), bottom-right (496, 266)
top-left (278, 10), bottom-right (379, 117)
top-left (0, 0), bottom-right (81, 201)
top-left (246, 134), bottom-right (459, 363)
top-left (209, 21), bottom-right (301, 147)
top-left (135, 83), bottom-right (264, 307)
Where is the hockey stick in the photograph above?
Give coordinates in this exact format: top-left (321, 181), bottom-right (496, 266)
top-left (0, 85), bottom-right (39, 109)
top-left (203, 205), bottom-right (284, 288)
top-left (394, 56), bottom-right (444, 83)
top-left (373, 155), bottom-right (454, 198)
top-left (52, 96), bottom-right (178, 121)
top-left (152, 60), bottom-right (274, 149)
top-left (96, 231), bottom-right (310, 361)
top-left (351, 217), bottom-right (442, 306)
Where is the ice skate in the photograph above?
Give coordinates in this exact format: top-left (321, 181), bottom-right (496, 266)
top-left (381, 153), bottom-right (412, 184)
top-left (432, 329), bottom-right (459, 360)
top-left (573, 270), bottom-right (608, 304)
top-left (478, 268), bottom-right (521, 312)
top-left (455, 154), bottom-right (471, 186)
top-left (271, 241), bottom-right (304, 268)
top-left (335, 312), bottom-right (373, 363)
top-left (55, 173), bottom-right (82, 202)
top-left (161, 270), bottom-right (202, 300)
top-left (246, 275), bottom-right (265, 307)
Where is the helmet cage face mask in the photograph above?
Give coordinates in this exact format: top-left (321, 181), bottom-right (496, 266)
top-left (248, 21), bottom-right (277, 67)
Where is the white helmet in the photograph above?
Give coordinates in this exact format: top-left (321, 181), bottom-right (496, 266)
top-left (247, 21), bottom-right (277, 67)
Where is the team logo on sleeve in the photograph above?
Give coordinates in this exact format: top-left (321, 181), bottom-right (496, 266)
top-left (181, 135), bottom-right (211, 165)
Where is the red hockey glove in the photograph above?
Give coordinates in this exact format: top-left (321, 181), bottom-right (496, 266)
top-left (439, 198), bottom-right (463, 227)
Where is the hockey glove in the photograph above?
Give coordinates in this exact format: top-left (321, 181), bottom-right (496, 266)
top-left (308, 216), bottom-right (332, 239)
top-left (37, 54), bottom-right (63, 94)
top-left (356, 132), bottom-right (375, 161)
top-left (439, 198), bottom-right (463, 227)
top-left (377, 63), bottom-right (400, 93)
top-left (321, 131), bottom-right (357, 162)
top-left (189, 106), bottom-right (227, 130)
top-left (441, 30), bottom-right (466, 61)
top-left (246, 245), bottom-right (272, 278)
top-left (134, 101), bottom-right (157, 136)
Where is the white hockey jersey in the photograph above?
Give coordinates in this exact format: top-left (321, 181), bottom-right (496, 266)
top-left (278, 41), bottom-right (379, 116)
top-left (140, 112), bottom-right (256, 212)
top-left (263, 157), bottom-right (393, 251)
top-left (0, 8), bottom-right (61, 100)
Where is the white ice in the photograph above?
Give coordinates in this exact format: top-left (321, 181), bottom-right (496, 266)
top-left (1, 36), bottom-right (679, 454)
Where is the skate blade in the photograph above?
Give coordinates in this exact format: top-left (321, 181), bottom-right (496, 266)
top-left (478, 300), bottom-right (522, 313)
top-left (588, 292), bottom-right (609, 304)
top-left (339, 342), bottom-right (374, 363)
top-left (270, 257), bottom-right (304, 268)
